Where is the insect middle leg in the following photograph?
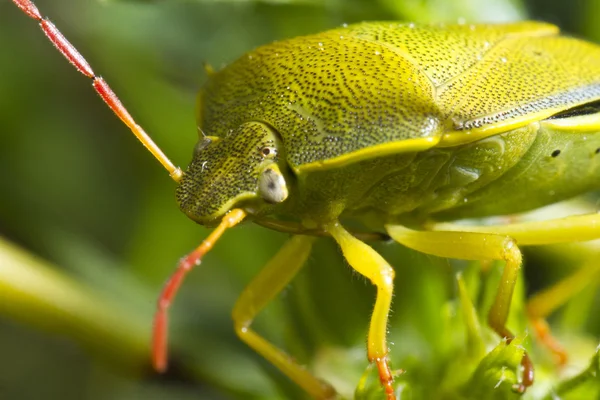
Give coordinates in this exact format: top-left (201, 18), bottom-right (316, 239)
top-left (325, 222), bottom-right (397, 400)
top-left (384, 225), bottom-right (533, 392)
top-left (231, 235), bottom-right (337, 400)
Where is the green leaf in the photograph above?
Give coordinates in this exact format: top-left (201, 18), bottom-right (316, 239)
top-left (546, 345), bottom-right (600, 400)
top-left (463, 337), bottom-right (526, 400)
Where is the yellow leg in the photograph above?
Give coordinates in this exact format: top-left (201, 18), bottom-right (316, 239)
top-left (325, 222), bottom-right (397, 400)
top-left (231, 235), bottom-right (336, 400)
top-left (385, 224), bottom-right (532, 392)
top-left (527, 260), bottom-right (600, 319)
top-left (430, 213), bottom-right (600, 245)
top-left (431, 213), bottom-right (600, 365)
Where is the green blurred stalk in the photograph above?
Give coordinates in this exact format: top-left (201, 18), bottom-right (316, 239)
top-left (0, 236), bottom-right (150, 373)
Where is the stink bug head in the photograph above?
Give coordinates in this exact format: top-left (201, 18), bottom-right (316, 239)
top-left (176, 122), bottom-right (289, 225)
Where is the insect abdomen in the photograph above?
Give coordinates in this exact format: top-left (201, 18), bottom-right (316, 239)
top-left (432, 125), bottom-right (600, 220)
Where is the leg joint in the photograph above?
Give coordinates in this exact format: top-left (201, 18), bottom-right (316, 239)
top-left (502, 237), bottom-right (522, 265)
top-left (233, 320), bottom-right (250, 338)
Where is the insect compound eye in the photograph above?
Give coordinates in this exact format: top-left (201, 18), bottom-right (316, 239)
top-left (260, 146), bottom-right (278, 159)
top-left (258, 166), bottom-right (288, 204)
top-left (193, 137), bottom-right (212, 157)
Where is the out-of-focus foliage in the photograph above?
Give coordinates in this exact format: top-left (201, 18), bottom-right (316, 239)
top-left (109, 0), bottom-right (526, 24)
top-left (0, 0), bottom-right (598, 399)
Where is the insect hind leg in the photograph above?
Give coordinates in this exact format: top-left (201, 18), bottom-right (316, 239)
top-left (432, 213), bottom-right (600, 367)
top-left (527, 259), bottom-right (600, 365)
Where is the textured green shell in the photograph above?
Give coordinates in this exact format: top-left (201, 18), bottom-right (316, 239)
top-left (198, 21), bottom-right (600, 170)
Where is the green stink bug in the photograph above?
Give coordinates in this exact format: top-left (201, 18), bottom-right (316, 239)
top-left (10, 0), bottom-right (600, 398)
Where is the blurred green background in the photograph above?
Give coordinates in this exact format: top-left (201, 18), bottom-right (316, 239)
top-left (0, 0), bottom-right (599, 399)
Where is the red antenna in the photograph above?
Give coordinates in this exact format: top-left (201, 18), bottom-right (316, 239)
top-left (11, 0), bottom-right (183, 182)
top-left (11, 0), bottom-right (250, 373)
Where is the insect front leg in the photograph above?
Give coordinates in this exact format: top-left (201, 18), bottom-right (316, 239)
top-left (384, 225), bottom-right (533, 393)
top-left (231, 235), bottom-right (337, 400)
top-left (153, 209), bottom-right (246, 372)
top-left (325, 222), bottom-right (397, 400)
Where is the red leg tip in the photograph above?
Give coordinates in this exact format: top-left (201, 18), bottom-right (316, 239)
top-left (512, 351), bottom-right (534, 393)
top-left (152, 311), bottom-right (168, 373)
top-left (532, 318), bottom-right (569, 366)
top-left (520, 353), bottom-right (534, 389)
top-left (375, 357), bottom-right (396, 400)
top-left (512, 383), bottom-right (526, 394)
top-left (153, 356), bottom-right (167, 374)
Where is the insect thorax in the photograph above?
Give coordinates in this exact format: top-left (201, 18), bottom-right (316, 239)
top-left (280, 123), bottom-right (600, 227)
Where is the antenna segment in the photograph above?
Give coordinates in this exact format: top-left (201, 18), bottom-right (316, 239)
top-left (12, 0), bottom-right (183, 182)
